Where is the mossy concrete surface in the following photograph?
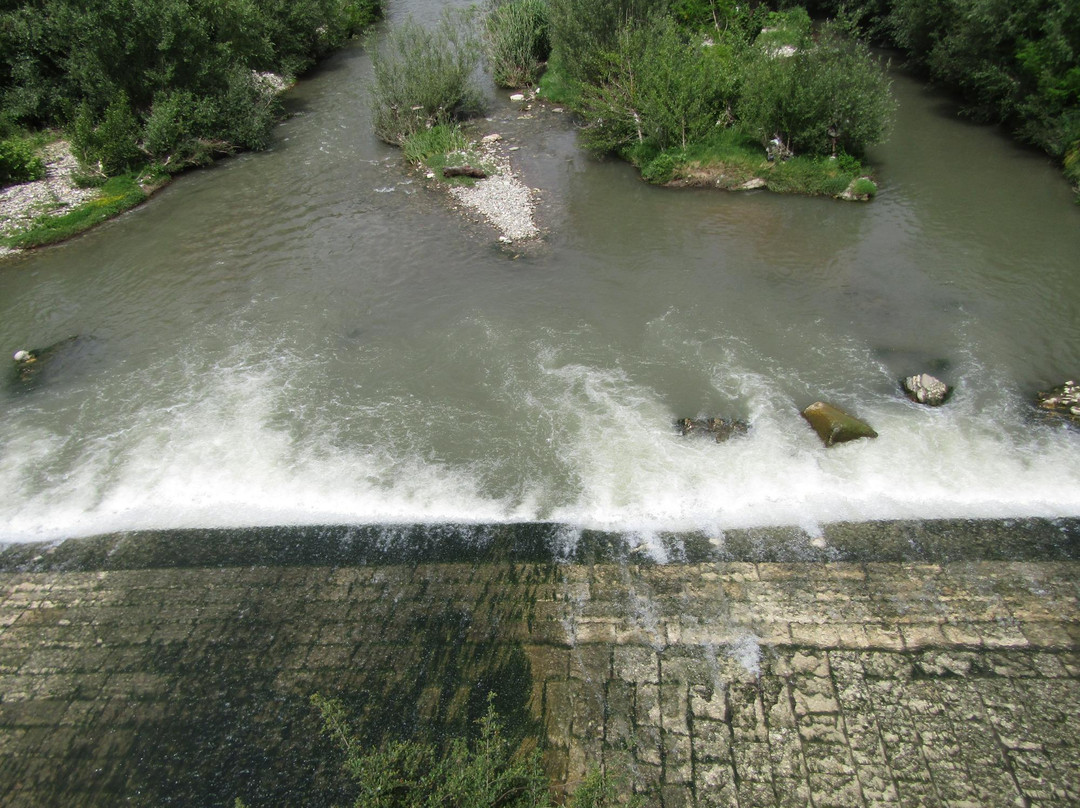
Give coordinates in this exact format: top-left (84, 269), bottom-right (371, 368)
top-left (0, 519), bottom-right (1078, 807)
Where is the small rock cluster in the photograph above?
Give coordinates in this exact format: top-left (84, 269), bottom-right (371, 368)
top-left (676, 417), bottom-right (749, 442)
top-left (1036, 380), bottom-right (1080, 424)
top-left (679, 370), bottom-right (1080, 449)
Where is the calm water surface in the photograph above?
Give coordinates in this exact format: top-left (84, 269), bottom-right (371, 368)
top-left (2, 5), bottom-right (1079, 543)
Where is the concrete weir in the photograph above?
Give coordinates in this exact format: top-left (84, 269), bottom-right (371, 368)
top-left (1, 520), bottom-right (1079, 807)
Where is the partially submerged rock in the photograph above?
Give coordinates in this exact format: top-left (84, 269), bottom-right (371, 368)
top-left (1036, 380), bottom-right (1080, 424)
top-left (676, 417), bottom-right (749, 443)
top-left (901, 373), bottom-right (951, 406)
top-left (10, 335), bottom-right (85, 384)
top-left (801, 402), bottom-right (878, 447)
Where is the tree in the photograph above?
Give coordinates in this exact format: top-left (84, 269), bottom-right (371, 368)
top-left (738, 22), bottom-right (895, 157)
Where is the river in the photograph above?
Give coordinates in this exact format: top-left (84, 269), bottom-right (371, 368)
top-left (2, 4), bottom-right (1080, 545)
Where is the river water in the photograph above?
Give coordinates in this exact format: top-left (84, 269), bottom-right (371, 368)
top-left (2, 7), bottom-right (1080, 544)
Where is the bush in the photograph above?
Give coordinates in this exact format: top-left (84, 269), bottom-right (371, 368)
top-left (485, 0), bottom-right (551, 88)
top-left (579, 15), bottom-right (743, 154)
top-left (0, 137), bottom-right (45, 185)
top-left (640, 151), bottom-right (678, 183)
top-left (737, 22), bottom-right (895, 157)
top-left (313, 693), bottom-right (550, 808)
top-left (368, 11), bottom-right (484, 145)
top-left (546, 0), bottom-right (668, 85)
top-left (96, 93), bottom-right (143, 175)
top-left (0, 0), bottom-right (384, 172)
top-left (310, 692), bottom-right (635, 808)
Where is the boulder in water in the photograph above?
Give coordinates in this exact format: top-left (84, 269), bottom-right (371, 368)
top-left (10, 336), bottom-right (84, 384)
top-left (676, 417), bottom-right (749, 443)
top-left (1036, 380), bottom-right (1080, 424)
top-left (901, 373), bottom-right (951, 406)
top-left (800, 402), bottom-right (878, 447)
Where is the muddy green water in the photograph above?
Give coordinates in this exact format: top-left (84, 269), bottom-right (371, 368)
top-left (2, 5), bottom-right (1080, 544)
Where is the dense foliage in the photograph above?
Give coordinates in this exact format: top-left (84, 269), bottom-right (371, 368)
top-left (367, 10), bottom-right (484, 145)
top-left (485, 0), bottom-right (552, 88)
top-left (546, 2), bottom-right (894, 170)
top-left (738, 19), bottom-right (896, 157)
top-left (0, 136), bottom-right (45, 185)
top-left (578, 15), bottom-right (742, 153)
top-left (806, 0), bottom-right (1080, 191)
top-left (0, 0), bottom-right (381, 175)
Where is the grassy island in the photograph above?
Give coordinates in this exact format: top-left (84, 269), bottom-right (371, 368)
top-left (536, 1), bottom-right (894, 198)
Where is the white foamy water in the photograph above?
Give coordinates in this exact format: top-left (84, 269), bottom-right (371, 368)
top-left (1, 324), bottom-right (1078, 543)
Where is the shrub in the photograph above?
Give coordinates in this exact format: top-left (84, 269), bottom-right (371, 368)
top-left (546, 0), bottom-right (668, 85)
top-left (485, 0), bottom-right (551, 88)
top-left (96, 93), bottom-right (143, 175)
top-left (579, 16), bottom-right (743, 154)
top-left (852, 176), bottom-right (878, 196)
top-left (368, 11), bottom-right (484, 145)
top-left (309, 692), bottom-right (636, 808)
top-left (312, 692), bottom-right (550, 808)
top-left (737, 22), bottom-right (895, 157)
top-left (215, 66), bottom-right (283, 151)
top-left (0, 137), bottom-right (45, 185)
top-left (640, 151), bottom-right (678, 183)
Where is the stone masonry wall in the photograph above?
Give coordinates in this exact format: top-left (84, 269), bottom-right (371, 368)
top-left (1, 554), bottom-right (1078, 807)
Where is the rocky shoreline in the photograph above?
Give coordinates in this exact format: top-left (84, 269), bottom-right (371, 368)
top-left (445, 132), bottom-right (540, 243)
top-left (0, 140), bottom-right (102, 259)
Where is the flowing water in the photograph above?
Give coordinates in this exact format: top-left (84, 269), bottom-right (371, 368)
top-left (2, 5), bottom-right (1080, 544)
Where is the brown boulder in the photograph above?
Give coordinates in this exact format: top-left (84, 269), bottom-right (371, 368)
top-left (801, 402), bottom-right (878, 447)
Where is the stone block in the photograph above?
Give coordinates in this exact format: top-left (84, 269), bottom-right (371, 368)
top-left (614, 646), bottom-right (659, 684)
top-left (807, 773), bottom-right (863, 807)
top-left (692, 718), bottom-right (732, 762)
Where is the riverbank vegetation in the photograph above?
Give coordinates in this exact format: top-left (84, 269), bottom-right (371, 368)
top-left (541, 1), bottom-right (893, 195)
top-left (804, 0), bottom-right (1080, 198)
top-left (0, 0), bottom-right (382, 250)
top-left (372, 1), bottom-right (892, 199)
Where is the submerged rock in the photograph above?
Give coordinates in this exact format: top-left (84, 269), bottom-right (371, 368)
top-left (1036, 380), bottom-right (1080, 424)
top-left (800, 402), bottom-right (878, 447)
top-left (10, 335), bottom-right (86, 384)
top-left (676, 417), bottom-right (749, 443)
top-left (901, 373), bottom-right (951, 406)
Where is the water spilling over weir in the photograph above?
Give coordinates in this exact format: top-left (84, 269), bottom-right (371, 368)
top-left (1, 2), bottom-right (1080, 804)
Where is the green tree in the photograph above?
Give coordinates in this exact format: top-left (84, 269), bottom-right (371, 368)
top-left (580, 15), bottom-right (742, 153)
top-left (738, 22), bottom-right (895, 157)
top-left (485, 0), bottom-right (552, 88)
top-left (367, 11), bottom-right (484, 144)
